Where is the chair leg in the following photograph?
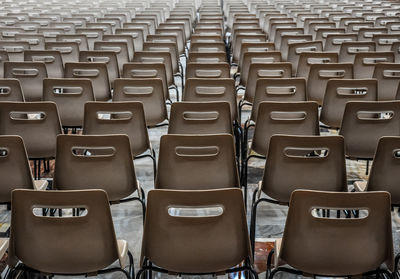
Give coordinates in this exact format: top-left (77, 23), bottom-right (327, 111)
top-left (128, 251), bottom-right (135, 279)
top-left (250, 192), bottom-right (261, 260)
top-left (151, 148), bottom-right (157, 182)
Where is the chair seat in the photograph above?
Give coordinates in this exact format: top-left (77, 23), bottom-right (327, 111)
top-left (117, 239), bottom-right (129, 269)
top-left (33, 180), bottom-right (48, 191)
top-left (353, 181), bottom-right (367, 192)
top-left (0, 238), bottom-right (9, 259)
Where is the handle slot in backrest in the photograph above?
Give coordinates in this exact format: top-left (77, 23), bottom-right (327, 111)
top-left (337, 87), bottom-right (368, 96)
top-left (129, 69), bottom-right (157, 78)
top-left (72, 69), bottom-right (100, 77)
top-left (26, 39), bottom-right (39, 45)
top-left (0, 87), bottom-right (11, 95)
top-left (195, 58), bottom-right (220, 63)
top-left (182, 111), bottom-right (219, 121)
top-left (62, 38), bottom-right (82, 44)
top-left (86, 56), bottom-right (110, 63)
top-left (147, 47), bottom-right (169, 52)
top-left (195, 70), bottom-right (221, 78)
top-left (99, 46), bottom-right (121, 53)
top-left (167, 205), bottom-right (224, 218)
top-left (318, 70), bottom-right (345, 78)
top-left (363, 31), bottom-right (384, 38)
top-left (33, 207), bottom-right (88, 217)
top-left (122, 86), bottom-right (154, 95)
top-left (31, 55), bottom-right (55, 63)
top-left (257, 69), bottom-right (284, 77)
top-left (96, 111), bottom-right (133, 120)
top-left (383, 70), bottom-right (400, 78)
top-left (195, 86), bottom-right (226, 95)
top-left (0, 148), bottom-right (8, 157)
top-left (197, 47), bottom-right (219, 52)
top-left (81, 32), bottom-right (100, 38)
top-left (3, 46), bottom-right (24, 53)
top-left (269, 111), bottom-right (307, 121)
top-left (357, 110), bottom-right (394, 120)
top-left (175, 146), bottom-right (220, 157)
top-left (287, 39), bottom-right (307, 44)
top-left (379, 38), bottom-right (398, 45)
top-left (251, 57), bottom-right (275, 63)
top-left (140, 57), bottom-right (164, 63)
top-left (71, 146), bottom-right (116, 157)
top-left (265, 86), bottom-right (297, 95)
top-left (295, 46), bottom-right (317, 54)
top-left (311, 207), bottom-right (368, 219)
top-left (363, 57), bottom-right (388, 64)
top-left (348, 47), bottom-right (370, 53)
top-left (247, 47), bottom-right (270, 52)
top-left (284, 147), bottom-right (330, 158)
top-left (10, 111), bottom-right (46, 120)
top-left (53, 86), bottom-right (83, 95)
top-left (12, 68), bottom-right (39, 77)
top-left (307, 57), bottom-right (331, 64)
top-left (393, 149), bottom-right (400, 158)
top-left (333, 38), bottom-right (353, 44)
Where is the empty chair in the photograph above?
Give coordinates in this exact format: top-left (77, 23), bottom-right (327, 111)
top-left (186, 62), bottom-right (230, 79)
top-left (354, 52), bottom-right (395, 79)
top-left (0, 41), bottom-right (30, 62)
top-left (83, 101), bottom-right (156, 179)
top-left (64, 62), bottom-right (111, 101)
top-left (156, 134), bottom-right (239, 190)
top-left (188, 52), bottom-right (227, 63)
top-left (373, 63), bottom-right (400, 100)
top-left (239, 51), bottom-right (282, 83)
top-left (0, 136), bottom-right (48, 204)
top-left (76, 28), bottom-right (103, 50)
top-left (339, 101), bottom-right (400, 160)
top-left (102, 34), bottom-right (135, 61)
top-left (94, 41), bottom-right (129, 74)
top-left (238, 42), bottom-right (275, 68)
top-left (267, 190), bottom-right (393, 278)
top-left (7, 189), bottom-right (134, 278)
top-left (320, 79), bottom-right (378, 129)
top-left (4, 62), bottom-right (47, 101)
top-left (0, 50), bottom-right (9, 78)
top-left (307, 63), bottom-right (353, 105)
top-left (14, 34), bottom-right (45, 50)
top-left (0, 102), bottom-right (62, 178)
top-left (45, 41), bottom-right (80, 65)
top-left (286, 40), bottom-right (323, 73)
top-left (137, 188), bottom-right (258, 278)
top-left (24, 50), bottom-right (64, 78)
top-left (43, 78), bottom-right (95, 130)
top-left (79, 50), bottom-right (119, 87)
top-left (54, 135), bottom-right (145, 211)
top-left (0, 79), bottom-right (24, 102)
top-left (168, 102), bottom-right (233, 135)
top-left (296, 52), bottom-right (338, 78)
top-left (113, 78), bottom-right (168, 127)
top-left (57, 34), bottom-right (89, 51)
top-left (339, 41), bottom-right (376, 63)
top-left (250, 135), bottom-right (348, 258)
top-left (324, 33), bottom-right (358, 52)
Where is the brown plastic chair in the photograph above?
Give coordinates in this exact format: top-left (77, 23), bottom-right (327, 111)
top-left (354, 52), bottom-right (395, 79)
top-left (137, 188), bottom-right (257, 277)
top-left (79, 50), bottom-right (119, 87)
top-left (102, 34), bottom-right (134, 61)
top-left (122, 63), bottom-right (170, 101)
top-left (339, 41), bottom-right (376, 63)
top-left (0, 41), bottom-right (30, 62)
top-left (238, 42), bottom-right (275, 68)
top-left (372, 63), bottom-right (400, 101)
top-left (296, 52), bottom-right (338, 78)
top-left (0, 101), bottom-right (62, 178)
top-left (339, 101), bottom-right (400, 160)
top-left (156, 134), bottom-right (239, 190)
top-left (43, 78), bottom-right (95, 129)
top-left (0, 79), bottom-right (24, 102)
top-left (188, 51), bottom-right (227, 63)
top-left (8, 189), bottom-right (134, 278)
top-left (56, 34), bottom-right (89, 51)
top-left (54, 134), bottom-right (145, 210)
top-left (24, 50), bottom-right (64, 78)
top-left (168, 102), bottom-right (233, 135)
top-left (14, 34), bottom-right (45, 50)
top-left (113, 78), bottom-right (168, 127)
top-left (250, 135), bottom-right (348, 258)
top-left (64, 62), bottom-right (111, 101)
top-left (45, 41), bottom-right (80, 65)
top-left (267, 190), bottom-right (393, 278)
top-left (324, 33), bottom-right (358, 52)
top-left (94, 41), bottom-right (129, 75)
top-left (286, 41), bottom-right (323, 73)
top-left (76, 28), bottom-right (103, 50)
top-left (83, 101), bottom-right (156, 178)
top-left (373, 34), bottom-right (400, 51)
top-left (320, 79), bottom-right (378, 129)
top-left (189, 42), bottom-right (226, 53)
top-left (0, 136), bottom-right (48, 204)
top-left (186, 62), bottom-right (230, 79)
top-left (4, 61), bottom-right (48, 101)
top-left (307, 63), bottom-right (353, 105)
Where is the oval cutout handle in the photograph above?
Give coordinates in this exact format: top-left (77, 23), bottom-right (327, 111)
top-left (86, 56), bottom-right (110, 64)
top-left (129, 69), bottom-right (157, 78)
top-left (32, 55), bottom-right (56, 63)
top-left (96, 111), bottom-right (133, 120)
top-left (122, 86), bottom-right (154, 95)
top-left (311, 207), bottom-right (368, 219)
top-left (53, 47), bottom-right (73, 54)
top-left (3, 46), bottom-right (24, 53)
top-left (0, 87), bottom-right (11, 95)
top-left (337, 87), bottom-right (368, 96)
top-left (195, 86), bottom-right (226, 95)
top-left (167, 205), bottom-right (224, 218)
top-left (10, 111), bottom-right (47, 120)
top-left (357, 111), bottom-right (394, 120)
top-left (72, 69), bottom-right (100, 77)
top-left (183, 111), bottom-right (219, 121)
top-left (195, 70), bottom-right (222, 78)
top-left (307, 57), bottom-right (331, 64)
top-left (318, 70), bottom-right (345, 78)
top-left (257, 69), bottom-right (284, 77)
top-left (140, 57), bottom-right (164, 63)
top-left (12, 68), bottom-right (39, 77)
top-left (363, 57), bottom-right (388, 64)
top-left (284, 147), bottom-right (330, 158)
top-left (71, 146), bottom-right (116, 158)
top-left (53, 86), bottom-right (83, 95)
top-left (175, 146), bottom-right (220, 157)
top-left (270, 111), bottom-right (307, 121)
top-left (0, 148), bottom-right (9, 157)
top-left (265, 86), bottom-right (297, 95)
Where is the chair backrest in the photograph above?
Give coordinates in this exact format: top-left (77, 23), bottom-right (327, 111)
top-left (251, 78), bottom-right (307, 121)
top-left (366, 137), bottom-right (400, 205)
top-left (43, 78), bottom-right (95, 128)
top-left (168, 101), bottom-right (233, 135)
top-left (339, 101), bottom-right (400, 159)
top-left (320, 79), bottom-right (378, 129)
top-left (286, 40), bottom-right (323, 73)
top-left (45, 41), bottom-right (80, 65)
top-left (102, 34), bottom-right (134, 61)
top-left (324, 33), bottom-right (358, 52)
top-left (373, 34), bottom-right (400, 51)
top-left (261, 135), bottom-right (347, 203)
top-left (0, 78), bottom-right (24, 102)
top-left (373, 63), bottom-right (400, 101)
top-left (83, 101), bottom-right (150, 157)
top-left (353, 52), bottom-right (395, 79)
top-left (143, 41), bottom-right (179, 74)
top-left (296, 52), bottom-right (338, 78)
top-left (240, 51), bottom-right (282, 83)
top-left (0, 50), bottom-right (9, 78)
top-left (0, 101), bottom-right (62, 159)
top-left (186, 62), bottom-right (230, 79)
top-left (183, 78), bottom-right (237, 122)
top-left (54, 134), bottom-right (138, 202)
top-left (251, 102), bottom-right (319, 156)
top-left (14, 34), bottom-right (45, 50)
top-left (8, 189), bottom-right (121, 274)
top-left (24, 50), bottom-right (64, 78)
top-left (188, 51), bottom-right (227, 63)
top-left (141, 188), bottom-right (251, 273)
top-left (56, 34), bottom-right (89, 51)
top-left (339, 41), bottom-right (376, 63)
top-left (79, 50), bottom-right (119, 86)
top-left (4, 61), bottom-right (47, 101)
top-left (0, 41), bottom-right (30, 62)
top-left (238, 42), bottom-right (275, 69)
top-left (307, 63), bottom-right (353, 105)
top-left (64, 62), bottom-right (111, 101)
top-left (113, 78), bottom-right (168, 127)
top-left (279, 190), bottom-right (393, 276)
top-left (93, 41), bottom-right (129, 75)
top-left (156, 134), bottom-right (239, 190)
top-left (132, 51), bottom-right (174, 86)
top-left (0, 136), bottom-right (35, 203)
top-left (243, 63), bottom-right (292, 103)
top-left (76, 28), bottom-right (103, 49)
